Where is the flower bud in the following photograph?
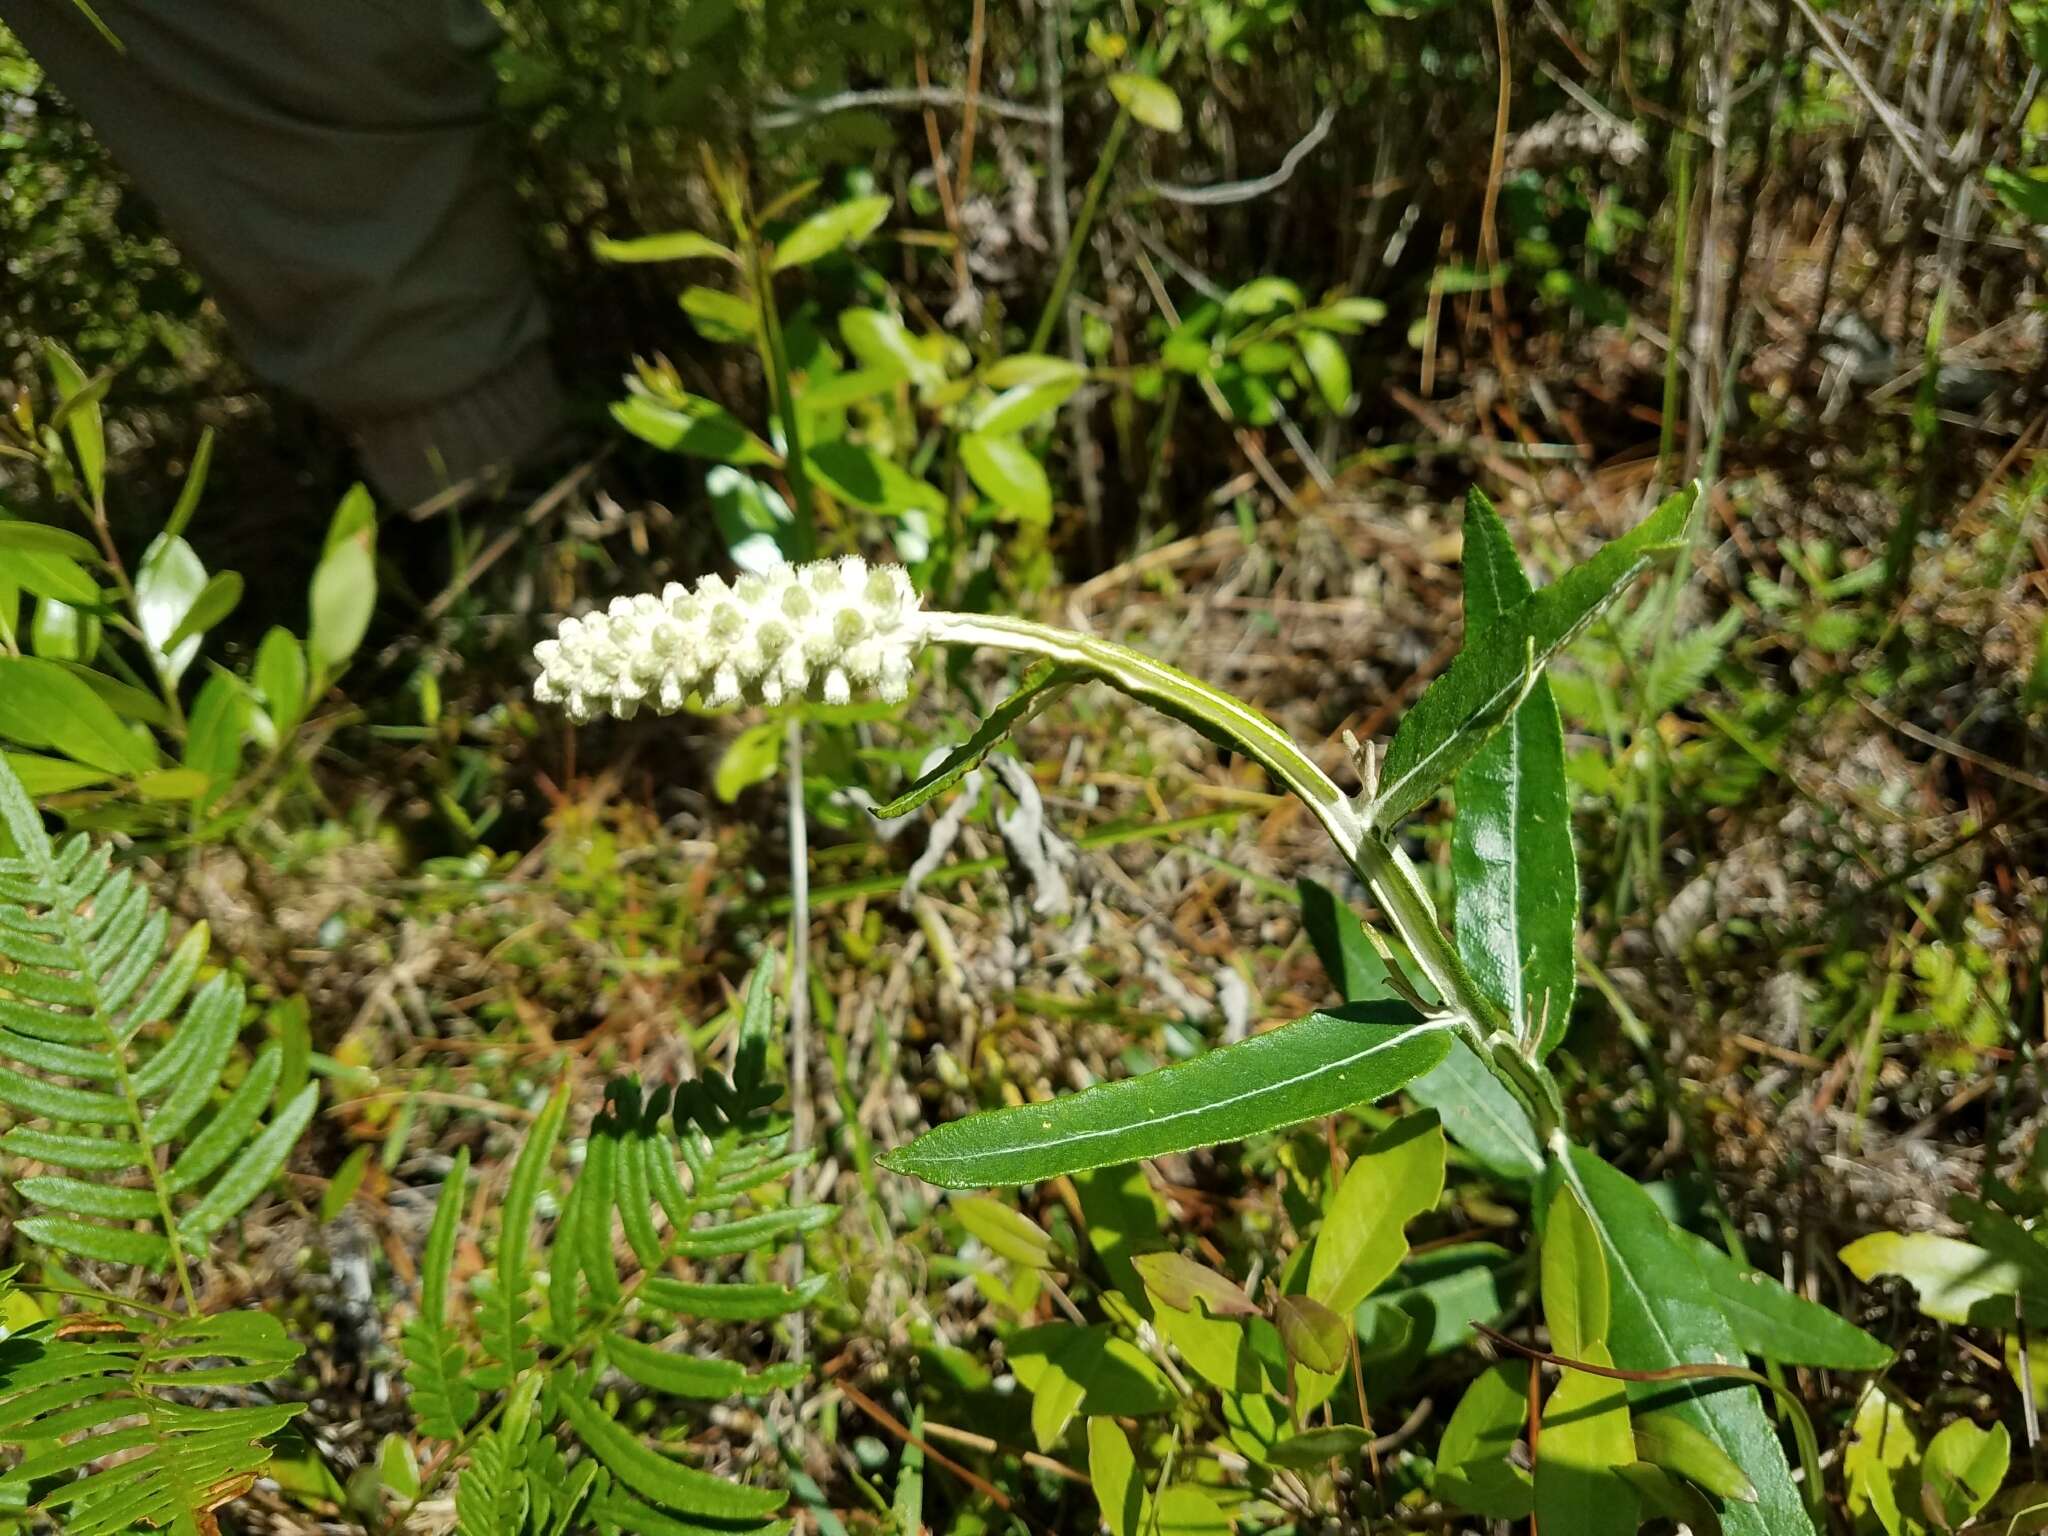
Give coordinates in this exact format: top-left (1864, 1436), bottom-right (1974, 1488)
top-left (531, 557), bottom-right (925, 721)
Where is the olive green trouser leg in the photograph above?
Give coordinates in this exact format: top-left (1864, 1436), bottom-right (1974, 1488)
top-left (0, 0), bottom-right (564, 509)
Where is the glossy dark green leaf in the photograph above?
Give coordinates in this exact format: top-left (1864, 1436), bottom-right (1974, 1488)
top-left (1374, 484), bottom-right (1695, 829)
top-left (880, 1003), bottom-right (1453, 1188)
top-left (1565, 1147), bottom-right (1815, 1536)
top-left (134, 533), bottom-right (208, 684)
top-left (1451, 488), bottom-right (1578, 1053)
top-left (1681, 1230), bottom-right (1893, 1370)
top-left (1406, 1039), bottom-right (1544, 1181)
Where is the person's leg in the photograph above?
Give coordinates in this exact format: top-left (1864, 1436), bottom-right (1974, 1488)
top-left (1, 0), bottom-right (566, 508)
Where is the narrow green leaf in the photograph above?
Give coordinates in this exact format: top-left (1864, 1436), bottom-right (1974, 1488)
top-left (639, 1274), bottom-right (828, 1322)
top-left (501, 1082), bottom-right (569, 1307)
top-left (1089, 1418), bottom-right (1143, 1536)
top-left (0, 656), bottom-right (159, 776)
top-left (164, 426), bottom-right (214, 540)
top-left (874, 661), bottom-right (1080, 817)
top-left (1298, 331), bottom-right (1352, 414)
top-left (954, 1195), bottom-right (1057, 1269)
top-left (1682, 1231), bottom-right (1892, 1370)
top-left (1375, 484), bottom-right (1696, 829)
top-left (592, 229), bottom-right (736, 264)
top-left (1130, 1253), bottom-right (1256, 1317)
top-left (9, 552), bottom-right (100, 606)
top-left (668, 1204), bottom-right (832, 1258)
top-left (17, 1216), bottom-right (170, 1269)
top-left (178, 1083), bottom-right (318, 1240)
top-left (605, 1331), bottom-right (803, 1399)
top-left (44, 342), bottom-right (105, 501)
top-left (881, 1003), bottom-right (1453, 1188)
top-left (162, 571), bottom-right (243, 654)
top-left (1565, 1147), bottom-right (1816, 1536)
top-left (0, 522), bottom-right (100, 563)
top-left (611, 394), bottom-right (779, 466)
top-left (972, 376), bottom-right (1079, 434)
top-left (1534, 1349), bottom-right (1637, 1536)
top-left (253, 629), bottom-right (308, 735)
top-left (309, 536), bottom-right (375, 680)
top-left (1107, 72), bottom-right (1184, 132)
top-left (1308, 1109), bottom-right (1445, 1315)
top-left (1406, 1038), bottom-right (1544, 1181)
top-left (1451, 488), bottom-right (1578, 1052)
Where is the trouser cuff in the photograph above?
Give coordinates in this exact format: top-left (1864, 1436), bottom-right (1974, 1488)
top-left (346, 346), bottom-right (569, 512)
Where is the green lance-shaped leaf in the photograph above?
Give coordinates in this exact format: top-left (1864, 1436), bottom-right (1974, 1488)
top-left (1373, 483), bottom-right (1696, 830)
top-left (1680, 1230), bottom-right (1893, 1370)
top-left (875, 661), bottom-right (1082, 818)
top-left (1451, 488), bottom-right (1578, 1053)
top-left (880, 1002), bottom-right (1454, 1188)
top-left (1634, 1408), bottom-right (1757, 1504)
top-left (1563, 1147), bottom-right (1818, 1536)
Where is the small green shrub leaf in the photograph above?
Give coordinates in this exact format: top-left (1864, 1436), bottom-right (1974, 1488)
top-left (1542, 1183), bottom-right (1609, 1359)
top-left (805, 442), bottom-right (944, 515)
top-left (960, 432), bottom-right (1053, 523)
top-left (1108, 72), bottom-right (1184, 132)
top-left (1436, 1362), bottom-right (1534, 1518)
top-left (881, 1003), bottom-right (1452, 1188)
top-left (771, 193), bottom-right (891, 270)
top-left (1308, 1109), bottom-right (1445, 1316)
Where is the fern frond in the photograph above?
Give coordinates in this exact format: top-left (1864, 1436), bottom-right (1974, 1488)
top-left (448, 961), bottom-right (829, 1535)
top-left (1642, 607), bottom-right (1741, 716)
top-left (0, 1301), bottom-right (303, 1536)
top-left (0, 756), bottom-right (317, 1270)
top-left (402, 1147), bottom-right (479, 1439)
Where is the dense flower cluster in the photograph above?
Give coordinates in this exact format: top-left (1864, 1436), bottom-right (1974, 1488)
top-left (531, 557), bottom-right (926, 720)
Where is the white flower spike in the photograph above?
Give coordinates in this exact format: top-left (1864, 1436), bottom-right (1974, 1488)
top-left (531, 556), bottom-right (926, 722)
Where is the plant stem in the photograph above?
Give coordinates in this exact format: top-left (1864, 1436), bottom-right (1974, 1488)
top-left (747, 224), bottom-right (817, 559)
top-left (921, 611), bottom-right (1537, 1116)
top-left (782, 714), bottom-right (812, 1379)
top-left (1028, 105), bottom-right (1130, 356)
top-left (1656, 134), bottom-right (1695, 487)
